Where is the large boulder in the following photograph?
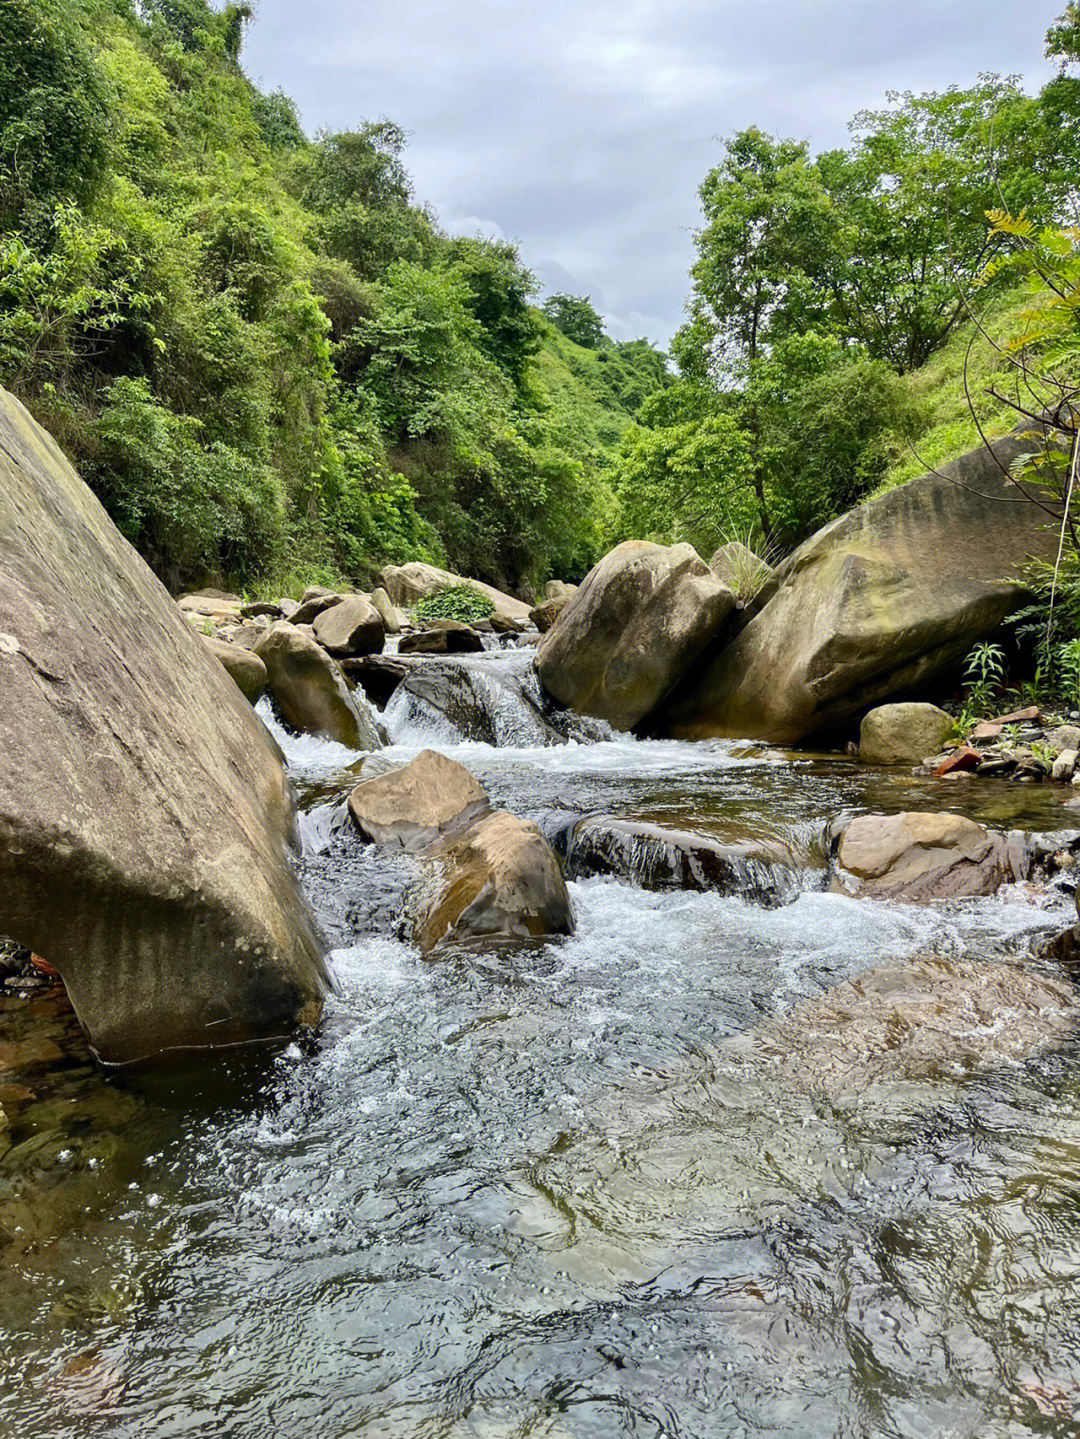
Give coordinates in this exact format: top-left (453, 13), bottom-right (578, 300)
top-left (408, 810), bottom-right (574, 953)
top-left (536, 541), bottom-right (735, 731)
top-left (379, 562), bottom-right (531, 625)
top-left (253, 622), bottom-right (380, 748)
top-left (311, 593), bottom-right (385, 657)
top-left (348, 749), bottom-right (491, 851)
top-left (656, 429), bottom-right (1062, 743)
top-left (0, 387), bottom-right (329, 1063)
top-left (200, 634), bottom-right (268, 703)
top-left (834, 811), bottom-right (1018, 900)
top-left (859, 703), bottom-right (955, 765)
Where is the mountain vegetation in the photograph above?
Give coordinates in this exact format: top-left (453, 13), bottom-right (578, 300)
top-left (0, 0), bottom-right (666, 594)
top-left (2, 0), bottom-right (1079, 603)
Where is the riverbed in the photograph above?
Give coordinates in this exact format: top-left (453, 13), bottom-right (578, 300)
top-left (5, 653), bottom-right (1080, 1438)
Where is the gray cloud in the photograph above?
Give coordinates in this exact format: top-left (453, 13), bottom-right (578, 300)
top-left (244, 0), bottom-right (1059, 346)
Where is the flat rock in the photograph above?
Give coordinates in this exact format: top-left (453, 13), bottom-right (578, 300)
top-left (348, 749), bottom-right (490, 851)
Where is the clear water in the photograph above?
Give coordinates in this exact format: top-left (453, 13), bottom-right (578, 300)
top-left (6, 659), bottom-right (1080, 1438)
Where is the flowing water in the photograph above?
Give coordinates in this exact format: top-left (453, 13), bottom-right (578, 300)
top-left (6, 651), bottom-right (1080, 1437)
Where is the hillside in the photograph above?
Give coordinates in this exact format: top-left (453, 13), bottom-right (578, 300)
top-left (0, 0), bottom-right (668, 595)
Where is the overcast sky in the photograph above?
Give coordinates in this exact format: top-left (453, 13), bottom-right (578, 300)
top-left (244, 1), bottom-right (1062, 347)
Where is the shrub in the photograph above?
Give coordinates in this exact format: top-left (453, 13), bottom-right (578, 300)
top-left (412, 583), bottom-right (495, 623)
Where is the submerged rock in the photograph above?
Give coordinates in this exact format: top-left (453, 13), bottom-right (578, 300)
top-left (536, 540), bottom-right (735, 731)
top-left (655, 427), bottom-right (1063, 744)
top-left (408, 810), bottom-right (574, 953)
top-left (348, 749), bottom-right (490, 851)
top-left (834, 811), bottom-right (1018, 900)
top-left (859, 703), bottom-right (954, 765)
top-left (0, 385), bottom-right (329, 1063)
top-left (563, 815), bottom-right (809, 904)
top-left (200, 634), bottom-right (267, 703)
top-left (253, 621), bottom-right (381, 748)
top-left (725, 953), bottom-right (1079, 1093)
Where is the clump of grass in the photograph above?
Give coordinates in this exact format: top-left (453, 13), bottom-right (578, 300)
top-left (713, 527), bottom-right (781, 601)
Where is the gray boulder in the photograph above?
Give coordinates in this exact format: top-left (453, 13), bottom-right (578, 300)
top-left (656, 429), bottom-right (1062, 743)
top-left (859, 703), bottom-right (954, 765)
top-left (536, 540), bottom-right (735, 731)
top-left (200, 634), bottom-right (268, 703)
top-left (312, 593), bottom-right (385, 657)
top-left (0, 386), bottom-right (329, 1063)
top-left (253, 621), bottom-right (381, 748)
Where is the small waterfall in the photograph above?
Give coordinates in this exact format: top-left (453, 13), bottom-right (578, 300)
top-left (382, 650), bottom-right (605, 748)
top-left (563, 814), bottom-right (822, 905)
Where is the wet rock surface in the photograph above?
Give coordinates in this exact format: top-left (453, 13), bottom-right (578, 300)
top-left (348, 749), bottom-right (491, 852)
top-left (407, 809), bottom-right (575, 953)
top-left (835, 810), bottom-right (1015, 899)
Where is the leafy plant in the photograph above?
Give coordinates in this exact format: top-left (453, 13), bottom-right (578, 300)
top-left (412, 583), bottom-right (495, 623)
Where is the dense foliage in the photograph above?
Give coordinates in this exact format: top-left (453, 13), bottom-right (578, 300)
top-left (412, 584), bottom-right (496, 623)
top-left (615, 10), bottom-right (1080, 556)
top-left (0, 0), bottom-right (667, 593)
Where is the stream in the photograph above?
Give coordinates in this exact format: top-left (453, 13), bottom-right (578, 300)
top-left (5, 648), bottom-right (1080, 1437)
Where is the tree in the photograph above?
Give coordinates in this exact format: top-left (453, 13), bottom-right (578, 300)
top-left (446, 236), bottom-right (540, 388)
top-left (817, 79), bottom-right (1061, 373)
top-left (542, 292), bottom-right (607, 349)
top-left (0, 0), bottom-right (110, 229)
top-left (681, 129), bottom-right (835, 377)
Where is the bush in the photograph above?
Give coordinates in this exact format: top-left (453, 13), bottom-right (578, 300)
top-left (412, 583), bottom-right (495, 623)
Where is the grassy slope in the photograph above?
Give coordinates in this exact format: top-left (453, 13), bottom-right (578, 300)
top-left (878, 286), bottom-right (1030, 492)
